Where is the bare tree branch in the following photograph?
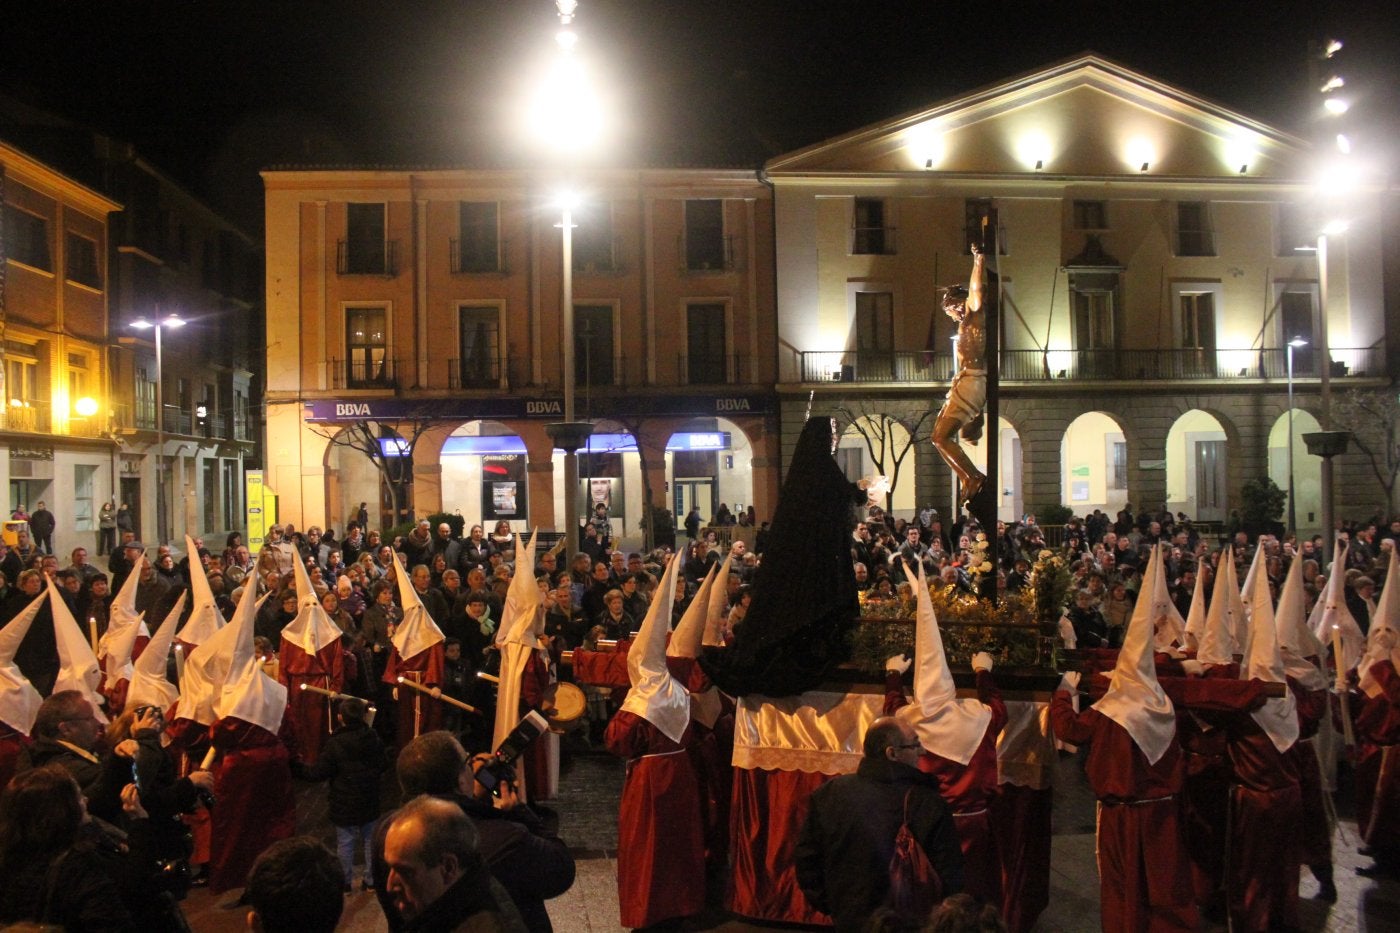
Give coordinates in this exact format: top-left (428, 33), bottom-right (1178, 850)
top-left (833, 400), bottom-right (935, 512)
top-left (1334, 388), bottom-right (1400, 510)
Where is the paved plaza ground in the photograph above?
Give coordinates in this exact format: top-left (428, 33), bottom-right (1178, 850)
top-left (183, 737), bottom-right (1400, 932)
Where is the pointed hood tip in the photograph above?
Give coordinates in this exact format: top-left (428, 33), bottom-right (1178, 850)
top-left (620, 552), bottom-right (690, 743)
top-left (1093, 545), bottom-right (1176, 765)
top-left (897, 560), bottom-right (991, 766)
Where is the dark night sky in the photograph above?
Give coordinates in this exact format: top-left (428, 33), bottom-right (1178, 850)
top-left (2, 1), bottom-right (1396, 235)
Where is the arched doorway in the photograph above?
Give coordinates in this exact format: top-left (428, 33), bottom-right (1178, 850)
top-left (1165, 410), bottom-right (1228, 523)
top-left (323, 422), bottom-right (410, 532)
top-left (1060, 412), bottom-right (1129, 515)
top-left (667, 417), bottom-right (756, 527)
top-left (1267, 408), bottom-right (1323, 536)
top-left (838, 414), bottom-right (916, 519)
top-left (967, 416), bottom-right (1023, 522)
top-left (439, 420), bottom-right (528, 531)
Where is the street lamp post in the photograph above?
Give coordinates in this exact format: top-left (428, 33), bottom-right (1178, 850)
top-left (130, 314), bottom-right (185, 545)
top-left (545, 198), bottom-right (592, 559)
top-left (1285, 336), bottom-right (1308, 536)
top-left (531, 0), bottom-right (601, 559)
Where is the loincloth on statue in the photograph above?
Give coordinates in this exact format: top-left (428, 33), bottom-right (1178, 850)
top-left (938, 369), bottom-right (987, 426)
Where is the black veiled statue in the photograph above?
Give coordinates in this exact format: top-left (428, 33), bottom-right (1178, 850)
top-left (699, 417), bottom-right (866, 696)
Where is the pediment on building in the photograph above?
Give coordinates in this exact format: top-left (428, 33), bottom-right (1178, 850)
top-left (765, 54), bottom-right (1308, 180)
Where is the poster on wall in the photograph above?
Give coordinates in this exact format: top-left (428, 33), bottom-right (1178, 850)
top-left (481, 454), bottom-right (527, 521)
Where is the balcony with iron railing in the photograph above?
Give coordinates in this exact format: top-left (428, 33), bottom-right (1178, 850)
top-left (680, 234), bottom-right (739, 274)
top-left (797, 346), bottom-right (1386, 385)
top-left (331, 358), bottom-right (399, 390)
top-left (449, 357), bottom-right (502, 389)
top-left (678, 352), bottom-right (751, 386)
top-left (850, 225), bottom-right (898, 255)
top-left (336, 239), bottom-right (400, 277)
top-left (449, 238), bottom-right (507, 275)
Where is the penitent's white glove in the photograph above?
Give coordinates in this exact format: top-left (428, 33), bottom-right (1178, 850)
top-left (885, 653), bottom-right (913, 674)
top-left (1058, 671), bottom-right (1082, 692)
top-left (1179, 659), bottom-right (1205, 677)
top-left (971, 651), bottom-right (995, 673)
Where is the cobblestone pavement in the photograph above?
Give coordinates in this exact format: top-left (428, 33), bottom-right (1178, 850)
top-left (182, 740), bottom-right (1400, 932)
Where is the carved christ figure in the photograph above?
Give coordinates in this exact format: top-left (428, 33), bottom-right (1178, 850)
top-left (932, 245), bottom-right (987, 506)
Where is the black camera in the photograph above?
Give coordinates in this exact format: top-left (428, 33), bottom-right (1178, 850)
top-left (474, 710), bottom-right (549, 797)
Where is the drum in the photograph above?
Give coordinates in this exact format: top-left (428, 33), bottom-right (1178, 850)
top-left (547, 682), bottom-right (587, 731)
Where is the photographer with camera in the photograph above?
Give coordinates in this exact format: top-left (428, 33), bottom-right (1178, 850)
top-left (372, 729), bottom-right (575, 932)
top-left (113, 704), bottom-right (215, 899)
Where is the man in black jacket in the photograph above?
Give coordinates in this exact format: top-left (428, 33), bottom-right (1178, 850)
top-left (795, 716), bottom-right (963, 931)
top-left (383, 796), bottom-right (527, 932)
top-left (373, 731), bottom-right (575, 931)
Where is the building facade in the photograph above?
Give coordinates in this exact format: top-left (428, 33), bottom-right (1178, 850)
top-left (0, 100), bottom-right (262, 555)
top-left (264, 57), bottom-right (1396, 541)
top-left (0, 140), bottom-right (119, 554)
top-left (768, 56), bottom-right (1394, 531)
top-left (263, 168), bottom-right (779, 540)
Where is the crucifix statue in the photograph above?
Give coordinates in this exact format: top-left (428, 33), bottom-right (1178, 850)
top-left (932, 244), bottom-right (987, 507)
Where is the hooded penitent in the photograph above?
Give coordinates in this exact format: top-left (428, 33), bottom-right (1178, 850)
top-left (1198, 545), bottom-right (1243, 667)
top-left (389, 554), bottom-right (445, 664)
top-left (48, 577), bottom-right (107, 724)
top-left (1092, 545), bottom-right (1178, 765)
top-left (176, 535), bottom-right (225, 649)
top-left (1274, 550), bottom-right (1329, 692)
top-left (703, 555), bottom-right (732, 649)
top-left (493, 529), bottom-right (542, 751)
top-left (214, 571), bottom-right (288, 735)
top-left (1358, 545), bottom-right (1400, 697)
top-left (1239, 542), bottom-right (1264, 623)
top-left (667, 563), bottom-right (722, 729)
top-left (1150, 558), bottom-right (1187, 652)
top-left (177, 578), bottom-right (269, 727)
top-left (283, 555), bottom-right (345, 660)
top-left (98, 551), bottom-right (149, 681)
top-left (620, 552), bottom-right (691, 744)
top-left (1184, 558), bottom-right (1208, 649)
top-left (0, 592), bottom-right (45, 736)
top-left (1241, 554), bottom-right (1299, 752)
top-left (1309, 541), bottom-right (1364, 679)
top-left (280, 555), bottom-right (346, 762)
top-left (126, 592), bottom-right (186, 713)
top-left (895, 562), bottom-right (992, 766)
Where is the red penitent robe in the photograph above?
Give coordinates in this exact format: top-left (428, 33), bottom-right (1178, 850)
top-left (1050, 691), bottom-right (1198, 933)
top-left (1354, 659), bottom-right (1400, 853)
top-left (518, 649), bottom-right (554, 798)
top-left (278, 638), bottom-right (345, 765)
top-left (1287, 677), bottom-right (1332, 870)
top-left (605, 710), bottom-right (705, 929)
top-left (666, 656), bottom-right (734, 871)
top-left (206, 718), bottom-right (296, 894)
top-left (0, 724), bottom-right (27, 790)
top-left (1190, 683), bottom-right (1303, 933)
top-left (886, 670), bottom-right (1007, 906)
top-left (383, 643), bottom-right (445, 751)
top-left (989, 699), bottom-right (1054, 933)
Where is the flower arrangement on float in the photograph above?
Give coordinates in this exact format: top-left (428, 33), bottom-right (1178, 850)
top-left (849, 546), bottom-right (1071, 678)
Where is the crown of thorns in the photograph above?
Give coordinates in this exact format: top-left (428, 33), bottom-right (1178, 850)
top-left (942, 285), bottom-right (969, 301)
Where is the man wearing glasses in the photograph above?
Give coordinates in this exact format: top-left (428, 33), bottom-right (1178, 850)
top-left (795, 716), bottom-right (964, 929)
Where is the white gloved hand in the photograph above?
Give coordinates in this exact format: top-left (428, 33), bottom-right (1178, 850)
top-left (1163, 647), bottom-right (1186, 660)
top-left (1059, 671), bottom-right (1081, 692)
top-left (885, 653), bottom-right (913, 674)
top-left (1179, 659), bottom-right (1205, 677)
top-left (971, 651), bottom-right (995, 673)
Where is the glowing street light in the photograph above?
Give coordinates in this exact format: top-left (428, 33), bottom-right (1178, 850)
top-left (130, 314), bottom-right (186, 545)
